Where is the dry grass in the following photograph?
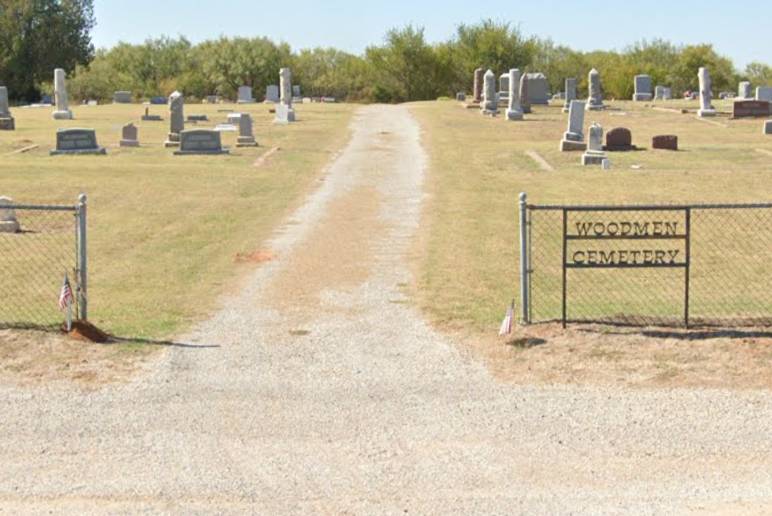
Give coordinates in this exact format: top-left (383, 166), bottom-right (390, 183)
top-left (0, 102), bottom-right (354, 339)
top-left (410, 98), bottom-right (772, 388)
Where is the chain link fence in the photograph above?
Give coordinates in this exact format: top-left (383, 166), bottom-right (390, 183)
top-left (521, 196), bottom-right (772, 327)
top-left (0, 196), bottom-right (87, 330)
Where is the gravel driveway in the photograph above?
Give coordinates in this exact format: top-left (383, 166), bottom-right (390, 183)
top-left (1, 105), bottom-right (771, 514)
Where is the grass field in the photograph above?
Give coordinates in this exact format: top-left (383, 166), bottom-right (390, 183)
top-left (0, 101), bottom-right (354, 338)
top-left (410, 98), bottom-right (772, 333)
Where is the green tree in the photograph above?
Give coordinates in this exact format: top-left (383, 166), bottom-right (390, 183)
top-left (0, 0), bottom-right (95, 101)
top-left (743, 62), bottom-right (772, 87)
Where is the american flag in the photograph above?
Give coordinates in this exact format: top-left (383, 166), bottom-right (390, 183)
top-left (499, 300), bottom-right (514, 336)
top-left (58, 273), bottom-right (74, 312)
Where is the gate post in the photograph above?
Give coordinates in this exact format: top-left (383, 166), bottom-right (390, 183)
top-left (77, 193), bottom-right (88, 321)
top-left (519, 192), bottom-right (530, 324)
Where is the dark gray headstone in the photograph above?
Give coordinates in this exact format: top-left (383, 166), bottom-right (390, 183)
top-left (50, 128), bottom-right (106, 155)
top-left (174, 129), bottom-right (229, 155)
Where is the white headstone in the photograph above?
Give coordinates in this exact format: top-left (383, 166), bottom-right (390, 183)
top-left (506, 69), bottom-right (524, 121)
top-left (582, 122), bottom-right (607, 165)
top-left (280, 68), bottom-right (293, 108)
top-left (586, 68), bottom-right (604, 110)
top-left (698, 67), bottom-right (717, 117)
top-left (52, 68), bottom-right (73, 120)
top-left (0, 196), bottom-right (20, 233)
top-left (738, 81), bottom-right (752, 99)
top-left (164, 91), bottom-right (184, 147)
top-left (480, 69), bottom-right (498, 115)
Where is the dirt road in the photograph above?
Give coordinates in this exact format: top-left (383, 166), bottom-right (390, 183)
top-left (1, 105), bottom-right (771, 514)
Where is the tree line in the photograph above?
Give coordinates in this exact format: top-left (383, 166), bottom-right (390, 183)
top-left (1, 3), bottom-right (770, 103)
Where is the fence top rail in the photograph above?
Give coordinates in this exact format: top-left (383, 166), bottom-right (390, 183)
top-left (5, 203), bottom-right (78, 212)
top-left (528, 202), bottom-right (772, 211)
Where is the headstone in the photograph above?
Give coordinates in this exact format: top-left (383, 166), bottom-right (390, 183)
top-left (563, 78), bottom-right (577, 113)
top-left (174, 129), bottom-right (229, 155)
top-left (652, 135), bottom-right (678, 151)
top-left (519, 73), bottom-right (531, 114)
top-left (560, 100), bottom-right (587, 151)
top-left (275, 68), bottom-right (296, 123)
top-left (0, 86), bottom-right (15, 130)
top-left (764, 120), bottom-right (772, 135)
top-left (582, 123), bottom-right (607, 165)
top-left (473, 68), bottom-right (484, 103)
top-left (506, 69), bottom-right (524, 121)
top-left (601, 158), bottom-right (611, 170)
top-left (141, 107), bottom-right (162, 121)
top-left (732, 100), bottom-right (771, 118)
top-left (480, 69), bottom-right (498, 116)
top-left (654, 85), bottom-right (672, 100)
top-left (113, 91), bottom-right (132, 103)
top-left (604, 127), bottom-right (635, 151)
top-left (236, 113), bottom-right (258, 147)
top-left (164, 91), bottom-right (184, 147)
top-left (719, 91), bottom-right (734, 100)
top-left (52, 68), bottom-right (73, 120)
top-left (227, 113), bottom-right (242, 124)
top-left (41, 95), bottom-right (53, 105)
top-left (237, 86), bottom-right (255, 104)
top-left (205, 95), bottom-right (220, 104)
top-left (756, 87), bottom-right (772, 102)
top-left (526, 73), bottom-right (549, 105)
top-left (265, 85), bottom-right (280, 103)
top-left (738, 82), bottom-right (752, 99)
top-left (50, 128), bottom-right (106, 155)
top-left (586, 68), bottom-right (604, 110)
top-left (292, 85), bottom-right (301, 97)
top-left (697, 67), bottom-right (716, 117)
top-left (120, 123), bottom-right (139, 147)
top-left (498, 73), bottom-right (510, 106)
top-left (633, 75), bottom-right (653, 101)
top-left (456, 92), bottom-right (466, 102)
top-left (150, 96), bottom-right (167, 105)
top-left (0, 196), bottom-right (20, 233)
top-left (187, 114), bottom-right (209, 122)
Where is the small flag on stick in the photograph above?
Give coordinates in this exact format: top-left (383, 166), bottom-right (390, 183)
top-left (59, 273), bottom-right (74, 331)
top-left (499, 299), bottom-right (514, 336)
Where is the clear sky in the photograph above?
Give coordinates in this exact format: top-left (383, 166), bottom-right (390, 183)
top-left (92, 0), bottom-right (770, 69)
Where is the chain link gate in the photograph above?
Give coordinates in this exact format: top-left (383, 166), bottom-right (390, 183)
top-left (0, 194), bottom-right (88, 329)
top-left (519, 194), bottom-right (772, 327)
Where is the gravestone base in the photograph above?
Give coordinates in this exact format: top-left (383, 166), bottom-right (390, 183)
top-left (464, 101), bottom-right (480, 109)
top-left (633, 93), bottom-right (653, 102)
top-left (698, 108), bottom-right (717, 118)
top-left (0, 117), bottom-right (15, 130)
top-left (50, 147), bottom-right (106, 156)
top-left (174, 149), bottom-right (230, 155)
top-left (237, 99), bottom-right (255, 104)
top-left (506, 109), bottom-right (524, 121)
top-left (0, 220), bottom-right (20, 233)
top-left (581, 151), bottom-right (607, 165)
top-left (586, 102), bottom-right (605, 111)
top-left (236, 136), bottom-right (258, 147)
top-left (52, 110), bottom-right (73, 120)
top-left (764, 120), bottom-right (772, 135)
top-left (274, 104), bottom-right (296, 124)
top-left (141, 115), bottom-right (163, 121)
top-left (560, 133), bottom-right (586, 152)
top-left (120, 139), bottom-right (139, 148)
top-left (164, 134), bottom-right (180, 148)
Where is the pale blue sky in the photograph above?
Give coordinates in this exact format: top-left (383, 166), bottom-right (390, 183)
top-left (93, 0), bottom-right (770, 69)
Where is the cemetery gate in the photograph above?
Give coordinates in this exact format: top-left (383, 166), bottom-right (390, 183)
top-left (518, 193), bottom-right (772, 327)
top-left (0, 195), bottom-right (88, 329)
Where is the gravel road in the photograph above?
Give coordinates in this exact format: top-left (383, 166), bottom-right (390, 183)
top-left (1, 105), bottom-right (771, 514)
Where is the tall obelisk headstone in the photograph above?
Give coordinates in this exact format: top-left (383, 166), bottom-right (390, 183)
top-left (480, 69), bottom-right (498, 116)
top-left (698, 67), bottom-right (717, 117)
top-left (275, 68), bottom-right (296, 123)
top-left (52, 68), bottom-right (73, 120)
top-left (506, 69), bottom-right (524, 121)
top-left (519, 73), bottom-right (531, 114)
top-left (473, 68), bottom-right (484, 103)
top-left (164, 91), bottom-right (184, 147)
top-left (587, 68), bottom-right (604, 110)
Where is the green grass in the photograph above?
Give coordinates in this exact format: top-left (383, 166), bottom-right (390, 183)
top-left (410, 98), bottom-right (772, 332)
top-left (0, 101), bottom-right (354, 338)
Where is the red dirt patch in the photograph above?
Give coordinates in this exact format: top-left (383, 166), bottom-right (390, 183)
top-left (234, 250), bottom-right (275, 264)
top-left (66, 320), bottom-right (111, 343)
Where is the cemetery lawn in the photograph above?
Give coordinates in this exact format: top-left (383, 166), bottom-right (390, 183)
top-left (410, 99), bottom-right (772, 388)
top-left (0, 102), bottom-right (354, 340)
